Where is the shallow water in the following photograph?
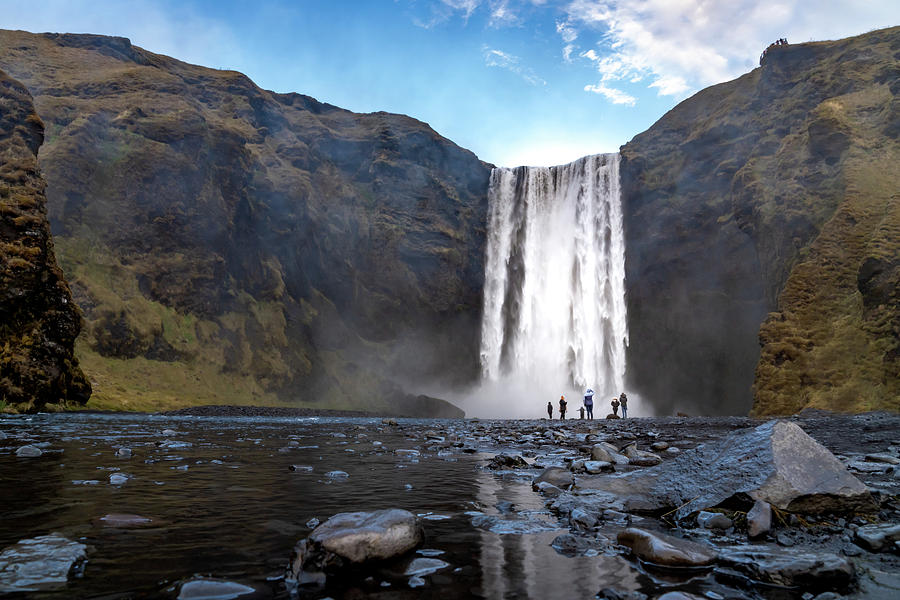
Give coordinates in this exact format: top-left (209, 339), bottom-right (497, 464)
top-left (0, 413), bottom-right (642, 599)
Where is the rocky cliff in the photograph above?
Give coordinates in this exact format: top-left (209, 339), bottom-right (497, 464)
top-left (621, 26), bottom-right (899, 415)
top-left (0, 30), bottom-right (489, 414)
top-left (0, 69), bottom-right (90, 411)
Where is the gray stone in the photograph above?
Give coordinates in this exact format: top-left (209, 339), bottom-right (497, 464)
top-left (656, 593), bottom-right (706, 600)
top-left (598, 588), bottom-right (647, 600)
top-left (551, 533), bottom-right (607, 557)
top-left (616, 528), bottom-right (716, 567)
top-left (650, 441), bottom-right (669, 451)
top-left (308, 509), bottom-right (423, 564)
top-left (532, 467), bottom-right (574, 490)
top-left (584, 460), bottom-right (613, 474)
top-left (696, 511), bottom-right (732, 530)
top-left (717, 545), bottom-right (854, 591)
top-left (534, 481), bottom-right (563, 497)
top-left (854, 523), bottom-right (900, 552)
top-left (177, 577), bottom-right (255, 599)
top-left (591, 443), bottom-right (629, 464)
top-left (0, 533), bottom-right (87, 593)
top-left (15, 445), bottom-right (42, 457)
top-left (325, 471), bottom-right (349, 479)
top-left (95, 513), bottom-right (154, 528)
top-left (109, 473), bottom-right (129, 485)
top-left (623, 444), bottom-right (662, 466)
top-left (403, 557), bottom-right (448, 576)
top-left (570, 507), bottom-right (598, 530)
top-left (114, 447), bottom-right (132, 458)
top-left (746, 500), bottom-right (772, 539)
top-left (577, 421), bottom-right (873, 518)
top-left (487, 453), bottom-right (528, 469)
top-left (864, 453), bottom-right (900, 465)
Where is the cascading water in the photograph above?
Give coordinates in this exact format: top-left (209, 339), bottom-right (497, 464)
top-left (477, 153), bottom-right (627, 418)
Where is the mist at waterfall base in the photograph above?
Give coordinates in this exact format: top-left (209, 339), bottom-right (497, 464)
top-left (463, 154), bottom-right (637, 420)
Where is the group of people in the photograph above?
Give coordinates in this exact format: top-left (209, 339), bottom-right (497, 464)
top-left (759, 38), bottom-right (789, 64)
top-left (547, 391), bottom-right (628, 420)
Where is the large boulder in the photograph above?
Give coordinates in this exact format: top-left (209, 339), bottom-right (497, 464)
top-left (578, 421), bottom-right (873, 517)
top-left (287, 509), bottom-right (423, 582)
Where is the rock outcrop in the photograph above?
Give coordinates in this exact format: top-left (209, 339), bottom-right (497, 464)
top-left (0, 69), bottom-right (90, 411)
top-left (620, 26), bottom-right (900, 415)
top-left (577, 420), bottom-right (874, 517)
top-left (0, 31), bottom-right (490, 413)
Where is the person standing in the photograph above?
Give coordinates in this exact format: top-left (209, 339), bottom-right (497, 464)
top-left (584, 389), bottom-right (594, 420)
top-left (559, 395), bottom-right (567, 420)
top-left (547, 401), bottom-right (553, 420)
top-left (611, 397), bottom-right (620, 416)
top-left (620, 392), bottom-right (628, 418)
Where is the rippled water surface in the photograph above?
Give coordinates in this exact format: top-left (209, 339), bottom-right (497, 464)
top-left (0, 413), bottom-right (638, 599)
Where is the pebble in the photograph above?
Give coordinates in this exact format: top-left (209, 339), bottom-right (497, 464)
top-left (176, 577), bottom-right (256, 599)
top-left (325, 470), bottom-right (349, 479)
top-left (109, 473), bottom-right (129, 485)
top-left (697, 511), bottom-right (733, 530)
top-left (114, 447), bottom-right (132, 458)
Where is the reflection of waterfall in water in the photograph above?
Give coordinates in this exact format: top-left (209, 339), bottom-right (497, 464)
top-left (475, 154), bottom-right (627, 418)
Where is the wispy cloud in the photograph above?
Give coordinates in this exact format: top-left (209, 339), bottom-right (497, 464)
top-left (583, 83), bottom-right (636, 105)
top-left (563, 0), bottom-right (897, 102)
top-left (483, 46), bottom-right (547, 86)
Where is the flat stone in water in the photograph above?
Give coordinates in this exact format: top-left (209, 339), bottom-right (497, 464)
top-left (404, 557), bottom-right (449, 576)
top-left (717, 545), bottom-right (853, 591)
top-left (308, 509), bottom-right (423, 563)
top-left (0, 533), bottom-right (87, 592)
top-left (325, 470), bottom-right (349, 479)
top-left (96, 513), bottom-right (154, 528)
top-left (617, 528), bottom-right (716, 567)
top-left (177, 577), bottom-right (256, 599)
top-left (15, 445), bottom-right (42, 457)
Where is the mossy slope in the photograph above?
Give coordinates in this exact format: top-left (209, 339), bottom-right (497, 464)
top-left (0, 31), bottom-right (487, 415)
top-left (0, 69), bottom-right (90, 411)
top-left (621, 27), bottom-right (899, 415)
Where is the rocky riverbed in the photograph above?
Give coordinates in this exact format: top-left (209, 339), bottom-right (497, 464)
top-left (1, 411), bottom-right (898, 599)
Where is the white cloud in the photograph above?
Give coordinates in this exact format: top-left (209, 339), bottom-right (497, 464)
top-left (489, 0), bottom-right (521, 27)
top-left (441, 0), bottom-right (482, 20)
top-left (564, 0), bottom-right (899, 100)
top-left (556, 20), bottom-right (578, 43)
top-left (483, 46), bottom-right (547, 85)
top-left (583, 83), bottom-right (636, 106)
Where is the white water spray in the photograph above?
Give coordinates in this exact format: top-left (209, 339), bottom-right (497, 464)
top-left (475, 153), bottom-right (628, 418)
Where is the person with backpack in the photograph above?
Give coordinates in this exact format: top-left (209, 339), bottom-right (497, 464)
top-left (558, 395), bottom-right (567, 420)
top-left (546, 401), bottom-right (553, 419)
top-left (620, 392), bottom-right (628, 418)
top-left (611, 397), bottom-right (620, 416)
top-left (584, 389), bottom-right (594, 420)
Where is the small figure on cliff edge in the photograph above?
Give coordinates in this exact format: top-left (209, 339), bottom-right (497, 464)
top-left (620, 392), bottom-right (628, 418)
top-left (611, 397), bottom-right (620, 416)
top-left (547, 401), bottom-right (553, 419)
top-left (584, 388), bottom-right (594, 420)
top-left (559, 395), bottom-right (567, 420)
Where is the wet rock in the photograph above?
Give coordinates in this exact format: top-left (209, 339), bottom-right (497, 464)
top-left (622, 444), bottom-right (662, 467)
top-left (161, 429), bottom-right (178, 436)
top-left (408, 575), bottom-right (425, 588)
top-left (570, 507), bottom-right (598, 530)
top-left (584, 460), bottom-right (613, 474)
top-left (854, 523), bottom-right (900, 552)
top-left (578, 421), bottom-right (874, 517)
top-left (746, 500), bottom-right (772, 539)
top-left (598, 588), bottom-right (648, 600)
top-left (656, 593), bottom-right (706, 600)
top-left (15, 445), bottom-right (42, 457)
top-left (534, 482), bottom-right (563, 497)
top-left (696, 511), bottom-right (732, 530)
top-left (616, 528), bottom-right (716, 567)
top-left (591, 443), bottom-right (629, 465)
top-left (864, 453), bottom-right (900, 465)
top-left (325, 470), bottom-right (349, 480)
top-left (0, 533), bottom-right (87, 592)
top-left (532, 467), bottom-right (574, 490)
top-left (382, 418), bottom-right (398, 426)
top-left (177, 577), bottom-right (256, 599)
top-left (109, 473), bottom-right (129, 485)
top-left (488, 453), bottom-right (528, 469)
top-left (289, 464), bottom-right (313, 472)
top-left (650, 441), bottom-right (669, 451)
top-left (551, 533), bottom-right (607, 557)
top-left (717, 545), bottom-right (854, 591)
top-left (403, 557), bottom-right (449, 576)
top-left (114, 447), bottom-right (132, 458)
top-left (95, 513), bottom-right (154, 528)
top-left (303, 509), bottom-right (423, 566)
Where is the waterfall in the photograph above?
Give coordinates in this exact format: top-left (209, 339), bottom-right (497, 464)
top-left (478, 153), bottom-right (627, 416)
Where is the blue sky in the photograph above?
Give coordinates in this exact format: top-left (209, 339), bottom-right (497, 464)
top-left (4, 1), bottom-right (897, 166)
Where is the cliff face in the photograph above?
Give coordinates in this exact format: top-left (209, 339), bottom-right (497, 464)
top-left (621, 26), bottom-right (899, 415)
top-left (0, 69), bottom-right (90, 411)
top-left (0, 31), bottom-right (489, 414)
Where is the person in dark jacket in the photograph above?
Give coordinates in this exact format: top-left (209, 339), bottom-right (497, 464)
top-left (620, 392), bottom-right (628, 418)
top-left (584, 389), bottom-right (594, 420)
top-left (547, 401), bottom-right (553, 419)
top-left (611, 398), bottom-right (620, 416)
top-left (559, 396), bottom-right (567, 420)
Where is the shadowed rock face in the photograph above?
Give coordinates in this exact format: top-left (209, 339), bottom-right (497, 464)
top-left (0, 69), bottom-right (90, 411)
top-left (0, 31), bottom-right (491, 413)
top-left (620, 26), bottom-right (900, 416)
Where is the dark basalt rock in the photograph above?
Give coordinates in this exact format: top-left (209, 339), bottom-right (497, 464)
top-left (0, 69), bottom-right (90, 411)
